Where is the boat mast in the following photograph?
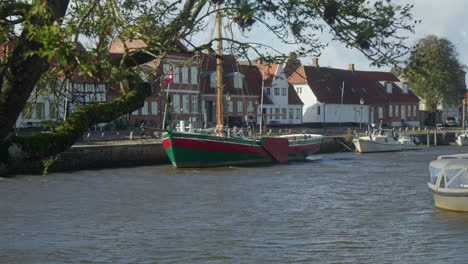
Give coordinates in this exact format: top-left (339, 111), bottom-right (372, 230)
top-left (215, 1), bottom-right (224, 136)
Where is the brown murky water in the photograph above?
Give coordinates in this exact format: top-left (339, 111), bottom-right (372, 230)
top-left (1, 145), bottom-right (468, 263)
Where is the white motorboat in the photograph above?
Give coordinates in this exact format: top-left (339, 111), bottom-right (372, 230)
top-left (428, 153), bottom-right (468, 211)
top-left (352, 129), bottom-right (421, 153)
top-left (456, 131), bottom-right (468, 146)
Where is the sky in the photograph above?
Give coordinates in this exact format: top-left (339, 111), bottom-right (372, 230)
top-left (302, 0), bottom-right (468, 72)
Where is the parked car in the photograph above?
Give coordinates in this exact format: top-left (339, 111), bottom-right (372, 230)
top-left (445, 116), bottom-right (458, 127)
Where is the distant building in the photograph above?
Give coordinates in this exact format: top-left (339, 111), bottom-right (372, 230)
top-left (289, 59), bottom-right (420, 127)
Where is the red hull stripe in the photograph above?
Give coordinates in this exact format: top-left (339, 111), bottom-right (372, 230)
top-left (162, 138), bottom-right (171, 149)
top-left (172, 138), bottom-right (268, 155)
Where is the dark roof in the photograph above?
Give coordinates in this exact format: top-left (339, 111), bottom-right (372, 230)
top-left (289, 66), bottom-right (419, 105)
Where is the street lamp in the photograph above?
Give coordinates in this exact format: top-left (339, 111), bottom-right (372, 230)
top-left (360, 97), bottom-right (365, 129)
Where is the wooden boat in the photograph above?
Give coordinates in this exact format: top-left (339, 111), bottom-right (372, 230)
top-left (161, 2), bottom-right (323, 168)
top-left (428, 153), bottom-right (468, 211)
top-left (162, 130), bottom-right (323, 168)
top-left (352, 129), bottom-right (421, 153)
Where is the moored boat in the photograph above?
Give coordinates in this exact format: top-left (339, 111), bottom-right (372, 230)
top-left (352, 129), bottom-right (421, 153)
top-left (428, 153), bottom-right (468, 211)
top-left (162, 129), bottom-right (323, 168)
top-left (456, 131), bottom-right (468, 146)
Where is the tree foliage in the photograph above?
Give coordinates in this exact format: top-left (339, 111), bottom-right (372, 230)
top-left (404, 35), bottom-right (465, 112)
top-left (0, 0), bottom-right (416, 175)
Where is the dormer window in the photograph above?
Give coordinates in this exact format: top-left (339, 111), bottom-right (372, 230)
top-left (233, 73), bottom-right (243, 89)
top-left (386, 82), bottom-right (392, 94)
top-left (402, 82), bottom-right (409, 94)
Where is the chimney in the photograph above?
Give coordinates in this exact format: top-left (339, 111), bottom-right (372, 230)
top-left (289, 52), bottom-right (297, 59)
top-left (255, 57), bottom-right (263, 65)
top-left (348, 64), bottom-right (355, 71)
top-left (312, 58), bottom-right (319, 67)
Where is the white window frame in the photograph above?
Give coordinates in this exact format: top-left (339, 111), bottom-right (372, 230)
top-left (247, 101), bottom-right (254, 112)
top-left (173, 67), bottom-right (180, 83)
top-left (191, 66), bottom-right (198, 84)
top-left (183, 95), bottom-right (189, 113)
top-left (142, 101), bottom-right (148, 115)
top-left (378, 107), bottom-right (383, 119)
top-left (237, 101), bottom-right (243, 113)
top-left (389, 105), bottom-right (393, 117)
top-left (182, 67), bottom-right (189, 83)
top-left (191, 95), bottom-right (198, 113)
top-left (151, 102), bottom-right (158, 115)
top-left (173, 95), bottom-right (180, 113)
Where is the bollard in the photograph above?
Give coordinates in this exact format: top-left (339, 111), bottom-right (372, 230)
top-left (130, 131), bottom-right (134, 140)
top-left (434, 129), bottom-right (437, 146)
top-left (427, 130), bottom-right (430, 147)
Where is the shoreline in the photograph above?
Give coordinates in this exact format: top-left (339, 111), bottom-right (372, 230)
top-left (11, 132), bottom-right (457, 175)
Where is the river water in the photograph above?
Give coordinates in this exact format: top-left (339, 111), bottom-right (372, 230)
top-left (2, 146), bottom-right (468, 264)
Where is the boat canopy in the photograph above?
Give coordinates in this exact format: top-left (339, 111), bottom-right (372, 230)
top-left (429, 159), bottom-right (468, 190)
top-left (438, 153), bottom-right (468, 160)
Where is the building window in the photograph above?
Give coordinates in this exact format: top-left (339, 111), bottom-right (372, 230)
top-left (190, 66), bottom-right (198, 84)
top-left (182, 67), bottom-right (189, 83)
top-left (163, 64), bottom-right (170, 75)
top-left (234, 75), bottom-right (242, 89)
top-left (395, 105), bottom-right (399, 117)
top-left (282, 108), bottom-right (286, 119)
top-left (151, 102), bottom-right (158, 115)
top-left (282, 88), bottom-right (287, 96)
top-left (274, 88), bottom-right (280, 96)
top-left (142, 101), bottom-right (148, 115)
top-left (191, 95), bottom-right (198, 113)
top-left (289, 108), bottom-right (294, 119)
top-left (386, 82), bottom-right (392, 93)
top-left (132, 109), bottom-right (139, 115)
top-left (210, 73), bottom-right (217, 88)
top-left (413, 105), bottom-right (417, 117)
top-left (228, 101), bottom-right (233, 113)
top-left (378, 107), bottom-right (383, 119)
top-left (403, 82), bottom-right (409, 94)
top-left (36, 103), bottom-right (45, 119)
top-left (266, 88), bottom-right (270, 95)
top-left (268, 108), bottom-right (273, 120)
top-left (49, 103), bottom-right (57, 119)
top-left (296, 108), bottom-right (301, 119)
top-left (317, 105), bottom-right (321, 115)
top-left (275, 108), bottom-right (280, 119)
top-left (247, 101), bottom-right (254, 112)
top-left (389, 105), bottom-right (393, 117)
top-left (237, 101), bottom-right (243, 113)
top-left (173, 67), bottom-right (180, 83)
top-left (173, 95), bottom-right (180, 113)
top-left (183, 95), bottom-right (189, 113)
top-left (407, 105), bottom-right (411, 118)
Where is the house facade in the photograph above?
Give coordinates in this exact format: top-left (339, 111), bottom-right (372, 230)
top-left (289, 60), bottom-right (420, 127)
top-left (253, 63), bottom-right (303, 126)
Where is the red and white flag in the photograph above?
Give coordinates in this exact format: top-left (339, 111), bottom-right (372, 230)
top-left (163, 68), bottom-right (173, 84)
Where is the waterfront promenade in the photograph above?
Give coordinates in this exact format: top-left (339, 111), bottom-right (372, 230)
top-left (11, 126), bottom-right (462, 175)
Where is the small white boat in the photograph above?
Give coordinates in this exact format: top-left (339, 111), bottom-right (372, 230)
top-left (456, 131), bottom-right (468, 146)
top-left (428, 153), bottom-right (468, 211)
top-left (352, 129), bottom-right (421, 153)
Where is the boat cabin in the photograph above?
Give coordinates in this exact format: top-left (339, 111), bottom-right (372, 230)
top-left (429, 155), bottom-right (468, 191)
